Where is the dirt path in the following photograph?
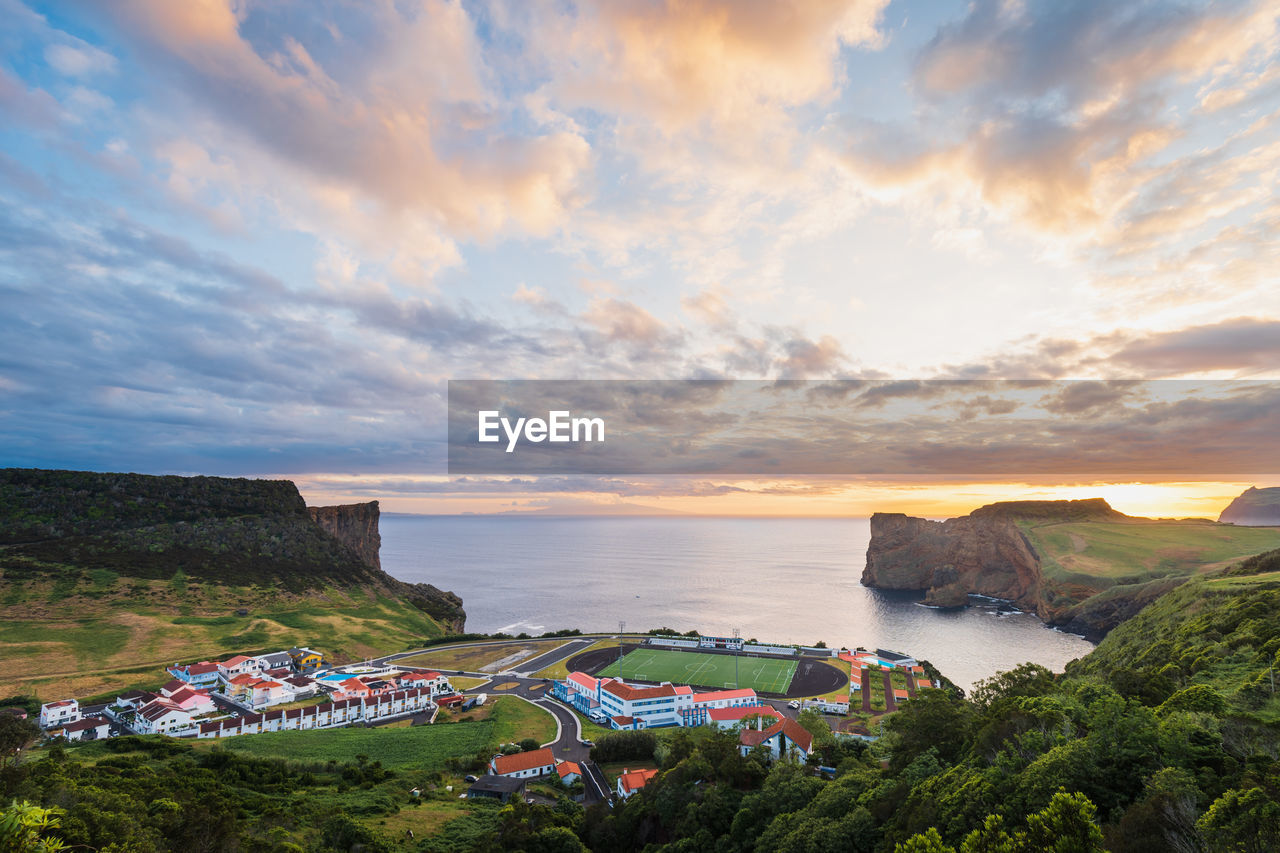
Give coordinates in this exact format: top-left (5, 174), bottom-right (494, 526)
top-left (882, 671), bottom-right (897, 712)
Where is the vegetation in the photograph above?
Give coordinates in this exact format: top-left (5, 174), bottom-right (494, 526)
top-left (0, 469), bottom-right (464, 699)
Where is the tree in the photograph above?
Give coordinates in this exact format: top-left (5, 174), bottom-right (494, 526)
top-left (896, 827), bottom-right (955, 852)
top-left (884, 688), bottom-right (973, 771)
top-left (0, 801), bottom-right (68, 853)
top-left (1197, 788), bottom-right (1280, 853)
top-left (1021, 790), bottom-right (1105, 853)
top-left (0, 715), bottom-right (38, 768)
top-left (519, 738), bottom-right (542, 752)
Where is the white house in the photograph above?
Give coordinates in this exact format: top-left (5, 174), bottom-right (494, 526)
top-left (216, 654), bottom-right (261, 683)
top-left (135, 699), bottom-right (193, 735)
top-left (555, 761), bottom-right (582, 785)
top-left (256, 651), bottom-right (293, 672)
top-left (491, 747), bottom-right (556, 779)
top-left (616, 767), bottom-right (659, 799)
top-left (39, 699), bottom-right (80, 729)
top-left (61, 717), bottom-right (109, 742)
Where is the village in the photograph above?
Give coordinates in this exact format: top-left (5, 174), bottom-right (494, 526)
top-left (29, 633), bottom-right (933, 806)
top-left (36, 646), bottom-right (463, 743)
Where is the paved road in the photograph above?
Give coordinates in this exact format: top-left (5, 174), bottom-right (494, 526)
top-left (512, 638), bottom-right (597, 676)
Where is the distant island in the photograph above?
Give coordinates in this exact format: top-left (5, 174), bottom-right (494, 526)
top-left (862, 494), bottom-right (1280, 639)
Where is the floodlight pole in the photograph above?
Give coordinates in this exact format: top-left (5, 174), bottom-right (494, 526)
top-left (733, 628), bottom-right (740, 689)
top-left (619, 621), bottom-right (626, 672)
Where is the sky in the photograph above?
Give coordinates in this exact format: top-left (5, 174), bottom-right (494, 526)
top-left (1, 0), bottom-right (1278, 518)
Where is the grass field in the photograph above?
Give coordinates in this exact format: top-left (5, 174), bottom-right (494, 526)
top-left (599, 648), bottom-right (796, 693)
top-left (187, 695), bottom-right (553, 768)
top-left (1024, 519), bottom-right (1280, 585)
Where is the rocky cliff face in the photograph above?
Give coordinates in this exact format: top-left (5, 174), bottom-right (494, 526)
top-left (309, 502), bottom-right (382, 571)
top-left (1219, 487), bottom-right (1280, 526)
top-left (862, 499), bottom-right (1131, 636)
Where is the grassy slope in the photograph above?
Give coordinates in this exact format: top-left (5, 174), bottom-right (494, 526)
top-left (1, 574), bottom-right (447, 700)
top-left (1026, 519), bottom-right (1280, 586)
top-left (187, 696), bottom-right (555, 768)
top-left (1065, 548), bottom-right (1280, 723)
top-left (0, 469), bottom-right (455, 699)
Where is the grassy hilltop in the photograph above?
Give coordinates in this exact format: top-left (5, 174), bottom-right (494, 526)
top-left (864, 499), bottom-right (1280, 638)
top-left (0, 468), bottom-right (463, 699)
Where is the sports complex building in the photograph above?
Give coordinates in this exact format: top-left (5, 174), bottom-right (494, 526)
top-left (551, 634), bottom-right (928, 730)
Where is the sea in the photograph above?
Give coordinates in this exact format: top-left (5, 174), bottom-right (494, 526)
top-left (380, 515), bottom-right (1095, 691)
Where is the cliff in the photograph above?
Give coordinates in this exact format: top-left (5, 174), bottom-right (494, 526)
top-left (862, 498), bottom-right (1280, 639)
top-left (1219, 486), bottom-right (1280, 526)
top-left (0, 468), bottom-right (464, 629)
top-left (309, 502), bottom-right (382, 571)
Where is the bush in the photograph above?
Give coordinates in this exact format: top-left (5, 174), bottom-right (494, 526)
top-left (589, 731), bottom-right (656, 763)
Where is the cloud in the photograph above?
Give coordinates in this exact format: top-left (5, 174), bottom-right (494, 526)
top-left (522, 0), bottom-right (889, 130)
top-left (77, 0), bottom-right (592, 241)
top-left (44, 42), bottom-right (117, 76)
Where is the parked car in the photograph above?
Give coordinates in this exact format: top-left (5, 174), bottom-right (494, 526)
top-left (464, 775), bottom-right (478, 783)
top-left (787, 700), bottom-right (800, 709)
top-left (579, 738), bottom-right (593, 747)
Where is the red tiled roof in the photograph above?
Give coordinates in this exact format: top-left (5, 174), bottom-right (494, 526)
top-left (618, 767), bottom-right (659, 794)
top-left (611, 715), bottom-right (636, 726)
top-left (556, 761), bottom-right (581, 778)
top-left (600, 679), bottom-right (678, 701)
top-left (738, 718), bottom-right (814, 754)
top-left (568, 671), bottom-right (598, 691)
top-left (139, 699), bottom-right (186, 722)
top-left (493, 747), bottom-right (555, 776)
top-left (62, 717), bottom-right (107, 733)
top-left (160, 679), bottom-right (187, 694)
top-left (692, 688), bottom-right (756, 704)
top-left (707, 706), bottom-right (777, 723)
top-left (220, 655), bottom-right (254, 667)
top-left (185, 663), bottom-right (220, 675)
top-left (44, 700), bottom-right (76, 709)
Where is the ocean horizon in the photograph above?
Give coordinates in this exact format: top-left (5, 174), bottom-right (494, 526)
top-left (380, 514), bottom-right (1095, 691)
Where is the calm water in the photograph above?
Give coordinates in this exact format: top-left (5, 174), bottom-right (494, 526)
top-left (380, 515), bottom-right (1094, 690)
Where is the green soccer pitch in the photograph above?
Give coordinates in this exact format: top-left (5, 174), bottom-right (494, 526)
top-left (598, 647), bottom-right (798, 694)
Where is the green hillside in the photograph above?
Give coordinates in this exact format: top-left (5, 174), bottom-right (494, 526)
top-left (1065, 548), bottom-right (1280, 723)
top-left (0, 469), bottom-right (461, 699)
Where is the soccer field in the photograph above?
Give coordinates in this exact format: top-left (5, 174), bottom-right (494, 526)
top-left (598, 648), bottom-right (797, 694)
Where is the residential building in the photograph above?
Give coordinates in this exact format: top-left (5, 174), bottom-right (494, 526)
top-left (466, 775), bottom-right (527, 803)
top-left (706, 706), bottom-right (779, 729)
top-left (114, 690), bottom-right (158, 710)
top-left (167, 661), bottom-right (221, 687)
top-left (397, 670), bottom-right (452, 695)
top-left (135, 699), bottom-right (193, 735)
top-left (738, 718), bottom-right (814, 762)
top-left (288, 647), bottom-right (325, 672)
top-left (166, 686), bottom-right (217, 716)
top-left (61, 717), bottom-right (109, 742)
top-left (556, 761), bottom-right (582, 785)
top-left (248, 679), bottom-right (289, 708)
top-left (282, 675), bottom-right (318, 699)
top-left (216, 654), bottom-right (261, 682)
top-left (491, 747), bottom-right (556, 779)
top-left (39, 700), bottom-right (79, 729)
top-left (256, 651), bottom-right (293, 672)
top-left (617, 767), bottom-right (659, 799)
